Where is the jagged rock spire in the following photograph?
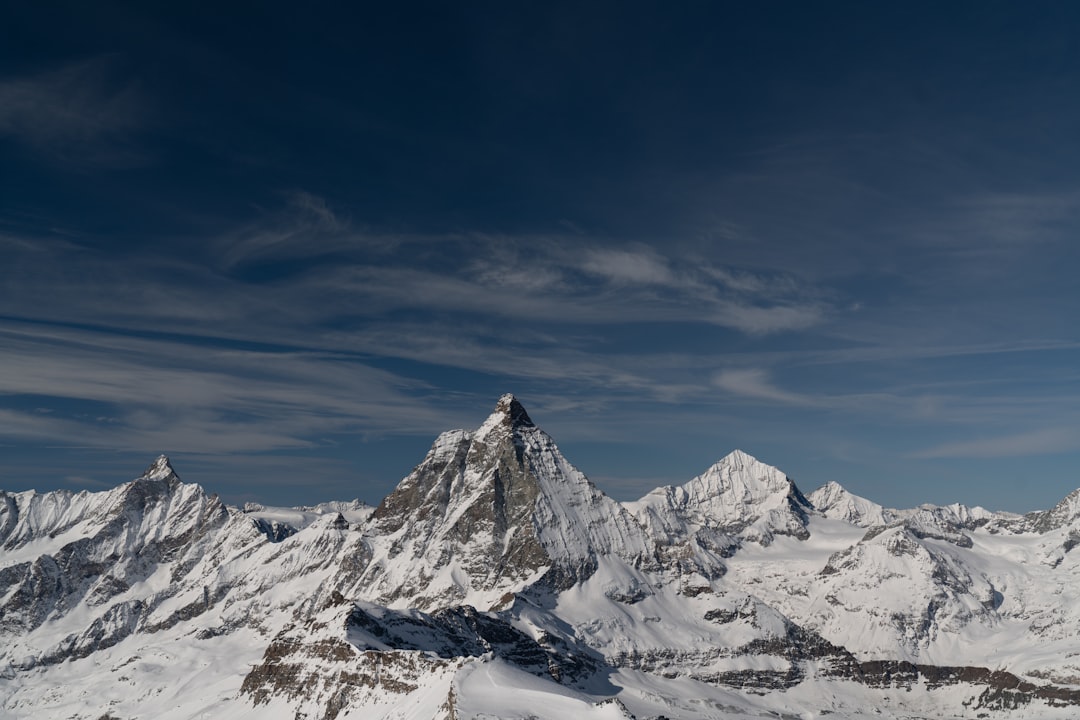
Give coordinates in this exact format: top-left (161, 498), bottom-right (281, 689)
top-left (493, 393), bottom-right (534, 427)
top-left (472, 394), bottom-right (536, 441)
top-left (363, 393), bottom-right (651, 609)
top-left (141, 454), bottom-right (177, 481)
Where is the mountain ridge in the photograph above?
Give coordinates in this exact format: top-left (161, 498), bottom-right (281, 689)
top-left (4, 395), bottom-right (1080, 719)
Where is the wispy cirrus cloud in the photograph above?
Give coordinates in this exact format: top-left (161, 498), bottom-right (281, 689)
top-left (195, 196), bottom-right (832, 336)
top-left (929, 190), bottom-right (1080, 251)
top-left (712, 368), bottom-right (815, 406)
top-left (214, 190), bottom-right (361, 270)
top-left (310, 260), bottom-right (824, 334)
top-left (579, 248), bottom-right (677, 285)
top-left (8, 190), bottom-right (1080, 509)
top-left (0, 324), bottom-right (462, 455)
top-left (0, 58), bottom-right (146, 166)
top-left (914, 427), bottom-right (1080, 460)
top-left (710, 302), bottom-right (823, 335)
top-left (2, 193), bottom-right (1073, 425)
top-left (322, 321), bottom-right (707, 401)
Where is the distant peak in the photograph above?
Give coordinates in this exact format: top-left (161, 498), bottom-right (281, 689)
top-left (142, 454), bottom-right (177, 480)
top-left (719, 449), bottom-right (761, 466)
top-left (817, 480), bottom-right (847, 494)
top-left (492, 393), bottom-right (535, 428)
top-left (697, 449), bottom-right (785, 487)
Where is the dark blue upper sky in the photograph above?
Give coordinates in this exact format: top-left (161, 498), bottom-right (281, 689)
top-left (3, 2), bottom-right (1080, 511)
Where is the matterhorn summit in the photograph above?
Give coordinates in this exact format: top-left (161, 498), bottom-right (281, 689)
top-left (141, 453), bottom-right (179, 481)
top-left (359, 393), bottom-right (650, 610)
top-left (476, 391), bottom-right (536, 433)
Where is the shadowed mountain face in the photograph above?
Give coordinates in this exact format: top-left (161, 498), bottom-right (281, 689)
top-left (5, 396), bottom-right (1080, 720)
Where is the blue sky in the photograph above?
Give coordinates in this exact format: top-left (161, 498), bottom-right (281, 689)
top-left (3, 2), bottom-right (1080, 511)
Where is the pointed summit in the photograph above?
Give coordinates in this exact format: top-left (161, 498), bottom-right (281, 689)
top-left (494, 393), bottom-right (535, 427)
top-left (476, 393), bottom-right (535, 437)
top-left (494, 395), bottom-right (533, 427)
top-left (364, 394), bottom-right (649, 609)
top-left (141, 454), bottom-right (177, 481)
top-left (717, 448), bottom-right (761, 469)
top-left (689, 449), bottom-right (803, 505)
top-left (631, 449), bottom-right (816, 546)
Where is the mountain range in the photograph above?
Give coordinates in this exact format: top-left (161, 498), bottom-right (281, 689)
top-left (3, 394), bottom-right (1080, 719)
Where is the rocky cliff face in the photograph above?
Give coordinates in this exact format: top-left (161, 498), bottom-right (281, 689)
top-left (1013, 487), bottom-right (1080, 533)
top-left (357, 394), bottom-right (651, 611)
top-left (5, 396), bottom-right (1080, 720)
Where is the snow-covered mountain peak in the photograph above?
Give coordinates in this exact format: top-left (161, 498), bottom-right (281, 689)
top-left (686, 449), bottom-right (796, 502)
top-left (140, 454), bottom-right (178, 481)
top-left (809, 480), bottom-right (846, 506)
top-left (717, 448), bottom-right (766, 469)
top-left (475, 393), bottom-right (536, 438)
top-left (629, 450), bottom-right (816, 547)
top-left (808, 480), bottom-right (894, 528)
top-left (362, 395), bottom-right (650, 609)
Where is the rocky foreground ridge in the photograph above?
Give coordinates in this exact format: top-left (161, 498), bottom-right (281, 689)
top-left (4, 395), bottom-right (1080, 719)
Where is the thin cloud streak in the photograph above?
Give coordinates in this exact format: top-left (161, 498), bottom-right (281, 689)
top-left (914, 428), bottom-right (1080, 460)
top-left (1, 219), bottom-right (829, 343)
top-left (0, 325), bottom-right (461, 454)
top-left (712, 368), bottom-right (815, 406)
top-left (927, 190), bottom-right (1080, 251)
top-left (580, 248), bottom-right (677, 285)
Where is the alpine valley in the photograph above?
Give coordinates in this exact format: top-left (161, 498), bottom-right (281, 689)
top-left (4, 395), bottom-right (1080, 720)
